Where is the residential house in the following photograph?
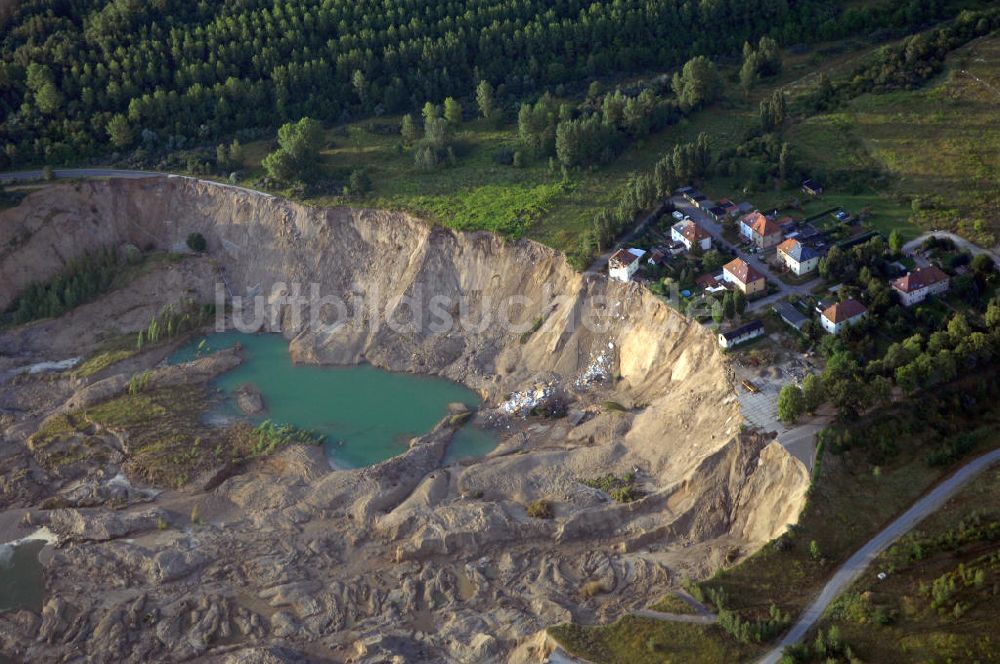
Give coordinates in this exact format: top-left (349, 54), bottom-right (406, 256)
top-left (722, 258), bottom-right (766, 295)
top-left (777, 238), bottom-right (821, 276)
top-left (695, 198), bottom-right (715, 211)
top-left (802, 179), bottom-right (823, 196)
top-left (772, 301), bottom-right (809, 332)
top-left (718, 320), bottom-right (765, 349)
top-left (892, 266), bottom-right (950, 306)
top-left (608, 248), bottom-right (645, 283)
top-left (647, 248), bottom-right (667, 266)
top-left (671, 219), bottom-right (712, 252)
top-left (820, 298), bottom-right (868, 334)
top-left (717, 198), bottom-right (737, 218)
top-left (707, 204), bottom-right (728, 222)
top-left (697, 273), bottom-right (728, 294)
top-left (740, 211), bottom-right (784, 249)
top-left (684, 190), bottom-right (707, 206)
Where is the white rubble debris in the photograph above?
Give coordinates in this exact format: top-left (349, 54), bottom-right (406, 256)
top-left (498, 384), bottom-right (555, 417)
top-left (11, 357), bottom-right (82, 376)
top-left (575, 342), bottom-right (616, 388)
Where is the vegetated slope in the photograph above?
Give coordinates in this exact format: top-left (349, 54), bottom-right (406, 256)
top-left (793, 457), bottom-right (1000, 663)
top-left (0, 178), bottom-right (811, 660)
top-left (785, 27), bottom-right (1000, 247)
top-left (0, 0), bottom-right (965, 166)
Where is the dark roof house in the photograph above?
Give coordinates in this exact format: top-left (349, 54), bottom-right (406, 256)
top-left (772, 301), bottom-right (809, 331)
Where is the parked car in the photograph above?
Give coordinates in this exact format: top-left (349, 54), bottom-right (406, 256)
top-left (672, 211), bottom-right (685, 221)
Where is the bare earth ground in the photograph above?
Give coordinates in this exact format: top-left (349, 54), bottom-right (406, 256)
top-left (0, 179), bottom-right (809, 663)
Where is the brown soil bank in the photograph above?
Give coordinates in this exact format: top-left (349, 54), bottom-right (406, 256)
top-left (0, 178), bottom-right (808, 663)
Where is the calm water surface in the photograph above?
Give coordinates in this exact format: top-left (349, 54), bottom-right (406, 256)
top-left (169, 332), bottom-right (497, 467)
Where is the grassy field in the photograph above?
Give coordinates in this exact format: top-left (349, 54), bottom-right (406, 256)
top-left (218, 28), bottom-right (1000, 256)
top-left (801, 462), bottom-right (1000, 662)
top-left (235, 99), bottom-right (760, 251)
top-left (549, 616), bottom-right (759, 664)
top-left (784, 32), bottom-right (1000, 247)
top-left (230, 47), bottom-right (828, 252)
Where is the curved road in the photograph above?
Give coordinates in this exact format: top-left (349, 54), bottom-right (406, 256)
top-left (902, 231), bottom-right (1000, 268)
top-left (757, 447), bottom-right (1000, 664)
top-left (0, 167), bottom-right (273, 199)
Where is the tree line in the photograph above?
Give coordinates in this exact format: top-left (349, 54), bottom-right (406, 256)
top-left (0, 0), bottom-right (977, 167)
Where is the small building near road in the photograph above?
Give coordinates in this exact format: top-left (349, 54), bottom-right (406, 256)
top-left (820, 298), bottom-right (868, 334)
top-left (772, 301), bottom-right (809, 332)
top-left (717, 199), bottom-right (738, 219)
top-left (707, 204), bottom-right (728, 222)
top-left (722, 257), bottom-right (766, 295)
top-left (671, 219), bottom-right (712, 252)
top-left (777, 238), bottom-right (821, 276)
top-left (608, 248), bottom-right (645, 283)
top-left (740, 211), bottom-right (784, 249)
top-left (718, 320), bottom-right (765, 349)
top-left (802, 179), bottom-right (824, 196)
top-left (684, 190), bottom-right (706, 205)
top-left (892, 266), bottom-right (950, 306)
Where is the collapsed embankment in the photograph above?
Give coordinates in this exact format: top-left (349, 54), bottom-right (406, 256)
top-left (0, 178), bottom-right (808, 662)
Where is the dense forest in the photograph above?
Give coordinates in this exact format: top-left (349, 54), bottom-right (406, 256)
top-left (0, 0), bottom-right (969, 167)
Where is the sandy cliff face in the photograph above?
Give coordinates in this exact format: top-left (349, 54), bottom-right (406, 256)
top-left (0, 179), bottom-right (809, 662)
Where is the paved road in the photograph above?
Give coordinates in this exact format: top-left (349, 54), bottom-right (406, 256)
top-left (757, 448), bottom-right (1000, 664)
top-left (902, 231), bottom-right (1000, 268)
top-left (671, 197), bottom-right (820, 311)
top-left (0, 167), bottom-right (273, 200)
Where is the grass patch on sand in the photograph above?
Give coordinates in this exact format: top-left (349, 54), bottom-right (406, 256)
top-left (31, 384), bottom-right (322, 487)
top-left (73, 348), bottom-right (136, 378)
top-left (549, 616), bottom-right (758, 664)
top-left (649, 593), bottom-right (699, 615)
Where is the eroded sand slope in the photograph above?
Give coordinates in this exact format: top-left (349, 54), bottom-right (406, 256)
top-left (0, 179), bottom-right (808, 663)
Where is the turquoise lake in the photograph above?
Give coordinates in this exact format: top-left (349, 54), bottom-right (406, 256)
top-left (168, 332), bottom-right (497, 468)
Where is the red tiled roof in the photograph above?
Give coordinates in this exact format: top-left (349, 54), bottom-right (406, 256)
top-left (777, 238), bottom-right (799, 255)
top-left (723, 258), bottom-right (764, 285)
top-left (609, 248), bottom-right (640, 268)
top-left (751, 215), bottom-right (781, 238)
top-left (682, 220), bottom-right (710, 244)
top-left (892, 266), bottom-right (949, 293)
top-left (822, 298), bottom-right (867, 324)
top-left (696, 273), bottom-right (722, 288)
top-left (740, 211), bottom-right (766, 228)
